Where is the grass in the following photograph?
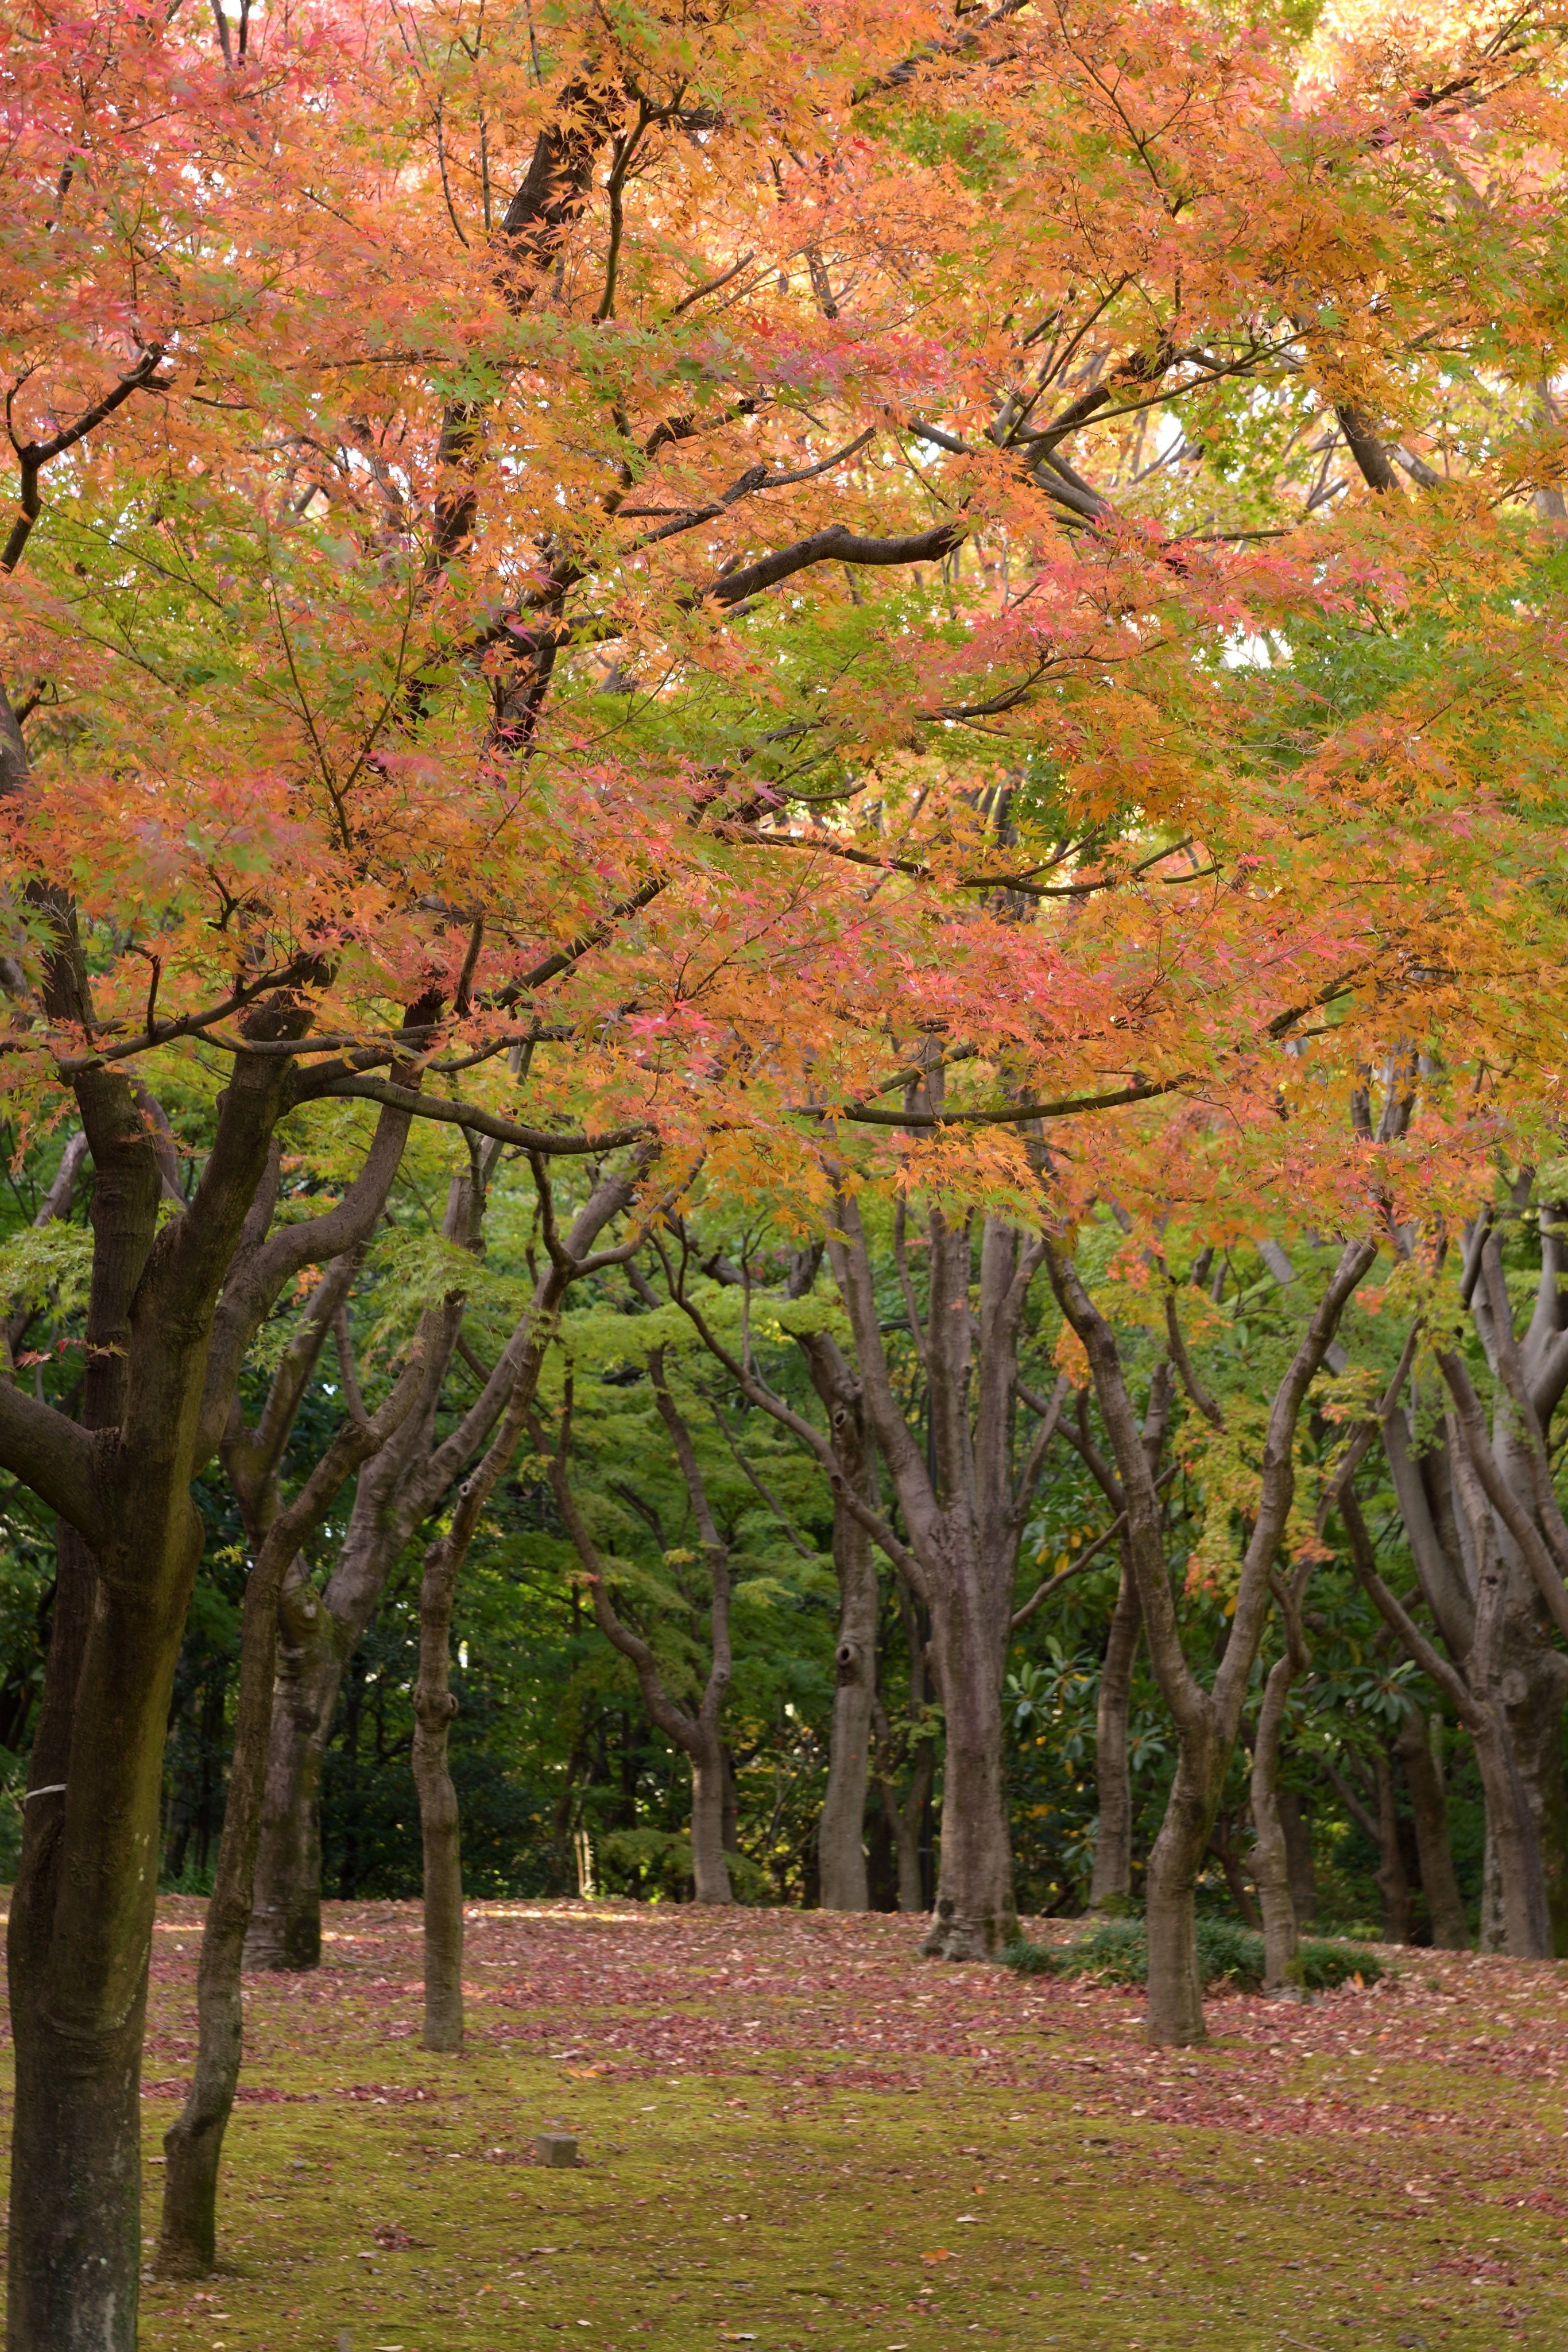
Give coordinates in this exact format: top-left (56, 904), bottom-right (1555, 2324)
top-left (11, 1897), bottom-right (1568, 2350)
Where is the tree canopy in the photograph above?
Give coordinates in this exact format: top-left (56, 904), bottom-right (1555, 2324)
top-left (5, 0), bottom-right (1568, 2339)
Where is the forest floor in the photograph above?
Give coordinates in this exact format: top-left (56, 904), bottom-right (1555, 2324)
top-left (104, 1898), bottom-right (1568, 2351)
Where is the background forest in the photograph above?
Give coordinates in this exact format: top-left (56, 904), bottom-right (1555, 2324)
top-left (0, 1121), bottom-right (1503, 1944)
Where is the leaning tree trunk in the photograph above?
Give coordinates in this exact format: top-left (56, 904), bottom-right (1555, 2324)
top-left (158, 1373), bottom-right (417, 2273)
top-left (1050, 1233), bottom-right (1375, 2047)
top-left (1396, 1712), bottom-right (1469, 1950)
top-left (1089, 1556), bottom-right (1141, 1912)
top-left (247, 1163), bottom-right (642, 1972)
top-left (1143, 1733), bottom-right (1225, 2045)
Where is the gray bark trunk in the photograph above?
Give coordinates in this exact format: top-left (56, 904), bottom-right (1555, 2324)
top-left (821, 1192), bottom-right (1054, 1962)
top-left (690, 1743), bottom-right (732, 1904)
top-left (919, 1568), bottom-right (1016, 1957)
top-left (413, 1536), bottom-right (465, 2049)
top-left (1250, 1650), bottom-right (1302, 1991)
top-left (1089, 1557), bottom-right (1140, 1910)
top-left (802, 1336), bottom-right (878, 1912)
top-left (243, 1569), bottom-right (346, 1968)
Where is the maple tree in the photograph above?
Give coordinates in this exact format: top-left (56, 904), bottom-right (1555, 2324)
top-left (6, 0), bottom-right (1568, 2332)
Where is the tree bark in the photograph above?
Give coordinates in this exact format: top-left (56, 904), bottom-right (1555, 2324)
top-left (1089, 1556), bottom-right (1140, 1911)
top-left (5, 1015), bottom-right (415, 2352)
top-left (544, 1341), bottom-right (735, 1912)
top-left (800, 1335), bottom-right (877, 1912)
top-left (1277, 1790), bottom-right (1317, 1925)
top-left (1050, 1235), bottom-right (1375, 2044)
top-left (1341, 1483), bottom-right (1552, 1956)
top-left (243, 1575), bottom-right (344, 1968)
top-left (1373, 1750), bottom-right (1414, 1945)
top-left (245, 1160), bottom-right (644, 1970)
top-left (689, 1739), bottom-right (732, 1905)
top-left (157, 1358), bottom-right (421, 2273)
top-left (1251, 1662), bottom-right (1301, 1991)
top-left (658, 1183), bottom-right (1066, 1956)
top-left (1396, 1713), bottom-right (1468, 1949)
top-left (825, 1198), bottom-right (1052, 1959)
top-left (413, 1553), bottom-right (466, 2049)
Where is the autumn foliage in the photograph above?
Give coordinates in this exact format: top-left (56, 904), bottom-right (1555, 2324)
top-left (5, 0), bottom-right (1568, 2338)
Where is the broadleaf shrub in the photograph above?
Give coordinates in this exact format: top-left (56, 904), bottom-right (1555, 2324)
top-left (1000, 1919), bottom-right (1383, 1994)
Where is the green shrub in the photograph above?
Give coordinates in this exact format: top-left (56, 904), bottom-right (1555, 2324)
top-left (1000, 1918), bottom-right (1383, 1995)
top-left (1296, 1936), bottom-right (1383, 1991)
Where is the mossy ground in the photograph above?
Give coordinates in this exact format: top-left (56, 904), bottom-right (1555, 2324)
top-left (38, 1900), bottom-right (1568, 2349)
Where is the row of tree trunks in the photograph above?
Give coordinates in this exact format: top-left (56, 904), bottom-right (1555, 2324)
top-left (1051, 1237), bottom-right (1376, 2043)
top-left (245, 1161), bottom-right (644, 1971)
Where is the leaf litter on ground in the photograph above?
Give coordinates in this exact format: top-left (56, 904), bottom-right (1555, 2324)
top-left (90, 1897), bottom-right (1568, 2349)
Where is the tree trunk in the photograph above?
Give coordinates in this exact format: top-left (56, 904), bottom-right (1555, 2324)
top-left (1089, 1557), bottom-right (1140, 1910)
top-left (5, 1038), bottom-right (330, 2352)
top-left (1048, 1233), bottom-right (1375, 2047)
top-left (158, 1357), bottom-right (417, 2273)
top-left (690, 1742), bottom-right (732, 1904)
top-left (1277, 1790), bottom-right (1317, 1926)
top-left (413, 1504), bottom-right (467, 2049)
top-left (1144, 1740), bottom-right (1221, 2045)
top-left (246, 1164), bottom-right (640, 1972)
top-left (804, 1337), bottom-right (878, 1913)
top-left (819, 1617), bottom-right (876, 1910)
top-left (8, 1515), bottom-right (198, 2352)
top-left (1250, 1654), bottom-right (1300, 1992)
top-left (1373, 1750), bottom-right (1413, 1945)
top-left (1471, 1712), bottom-right (1552, 1955)
top-left (242, 1571), bottom-right (344, 1970)
top-left (158, 1548), bottom-right (289, 2273)
top-left (1496, 1643), bottom-right (1568, 1953)
top-left (919, 1579), bottom-right (1016, 1959)
top-left (893, 1736), bottom-right (935, 1913)
top-left (1396, 1713), bottom-right (1468, 1950)
top-left (412, 1666), bottom-right (464, 2051)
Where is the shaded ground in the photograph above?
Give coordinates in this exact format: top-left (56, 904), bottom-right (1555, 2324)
top-left (53, 1900), bottom-right (1568, 2347)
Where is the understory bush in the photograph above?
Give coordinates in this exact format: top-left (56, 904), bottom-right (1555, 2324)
top-left (1001, 1916), bottom-right (1384, 1994)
